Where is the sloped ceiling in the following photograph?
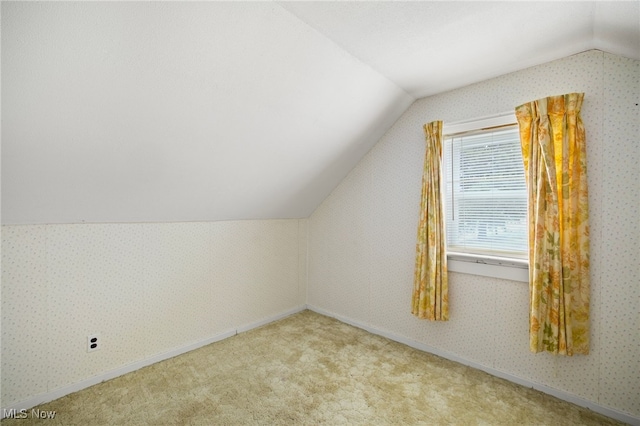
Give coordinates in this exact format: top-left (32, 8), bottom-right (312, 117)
top-left (2, 2), bottom-right (639, 225)
top-left (280, 1), bottom-right (640, 98)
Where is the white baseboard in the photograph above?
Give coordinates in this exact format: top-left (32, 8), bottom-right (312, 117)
top-left (1, 305), bottom-right (307, 419)
top-left (306, 305), bottom-right (639, 426)
top-left (236, 305), bottom-right (306, 334)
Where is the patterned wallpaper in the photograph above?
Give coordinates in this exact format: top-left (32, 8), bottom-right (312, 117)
top-left (2, 50), bottom-right (637, 420)
top-left (1, 219), bottom-right (307, 406)
top-left (308, 50), bottom-right (639, 418)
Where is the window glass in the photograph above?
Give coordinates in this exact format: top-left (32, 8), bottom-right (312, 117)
top-left (443, 125), bottom-right (527, 259)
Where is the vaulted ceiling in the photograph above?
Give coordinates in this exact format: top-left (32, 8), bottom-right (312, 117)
top-left (2, 2), bottom-right (638, 225)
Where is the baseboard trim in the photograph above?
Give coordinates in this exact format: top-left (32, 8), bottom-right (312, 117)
top-left (306, 305), bottom-right (639, 426)
top-left (1, 304), bottom-right (307, 419)
top-left (236, 305), bottom-right (306, 334)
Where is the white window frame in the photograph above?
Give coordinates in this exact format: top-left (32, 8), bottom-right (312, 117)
top-left (443, 113), bottom-right (529, 283)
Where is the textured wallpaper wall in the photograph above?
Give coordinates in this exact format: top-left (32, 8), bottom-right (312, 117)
top-left (1, 219), bottom-right (307, 407)
top-left (1, 49), bottom-right (637, 420)
top-left (308, 50), bottom-right (639, 418)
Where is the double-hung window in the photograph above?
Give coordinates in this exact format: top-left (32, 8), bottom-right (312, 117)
top-left (442, 114), bottom-right (528, 282)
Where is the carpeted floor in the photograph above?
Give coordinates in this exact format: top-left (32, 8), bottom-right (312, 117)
top-left (2, 310), bottom-right (624, 425)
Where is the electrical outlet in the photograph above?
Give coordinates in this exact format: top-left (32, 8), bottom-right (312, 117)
top-left (87, 334), bottom-right (100, 352)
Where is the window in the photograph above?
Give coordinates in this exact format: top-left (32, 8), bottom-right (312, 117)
top-left (442, 114), bottom-right (528, 281)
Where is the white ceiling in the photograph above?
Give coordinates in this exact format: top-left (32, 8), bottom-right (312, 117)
top-left (280, 1), bottom-right (640, 98)
top-left (2, 1), bottom-right (639, 225)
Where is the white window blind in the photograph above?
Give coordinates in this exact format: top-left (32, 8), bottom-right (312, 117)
top-left (443, 125), bottom-right (528, 259)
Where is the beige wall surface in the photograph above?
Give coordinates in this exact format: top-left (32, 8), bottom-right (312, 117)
top-left (1, 219), bottom-right (306, 407)
top-left (308, 50), bottom-right (639, 418)
top-left (2, 50), bottom-right (637, 420)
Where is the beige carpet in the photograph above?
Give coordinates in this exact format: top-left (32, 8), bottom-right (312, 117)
top-left (2, 310), bottom-right (624, 425)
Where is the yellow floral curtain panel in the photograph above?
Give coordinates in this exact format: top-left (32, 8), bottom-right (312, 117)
top-left (412, 121), bottom-right (448, 321)
top-left (515, 93), bottom-right (590, 355)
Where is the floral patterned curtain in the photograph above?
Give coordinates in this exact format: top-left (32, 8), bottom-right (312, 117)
top-left (412, 121), bottom-right (448, 321)
top-left (515, 93), bottom-right (590, 355)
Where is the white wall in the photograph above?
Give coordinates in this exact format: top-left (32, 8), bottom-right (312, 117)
top-left (1, 219), bottom-right (307, 408)
top-left (308, 50), bottom-right (639, 419)
top-left (2, 49), bottom-right (637, 421)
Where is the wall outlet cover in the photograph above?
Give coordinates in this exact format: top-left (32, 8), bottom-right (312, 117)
top-left (87, 334), bottom-right (100, 352)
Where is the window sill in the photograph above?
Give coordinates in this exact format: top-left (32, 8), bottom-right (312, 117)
top-left (447, 252), bottom-right (529, 283)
